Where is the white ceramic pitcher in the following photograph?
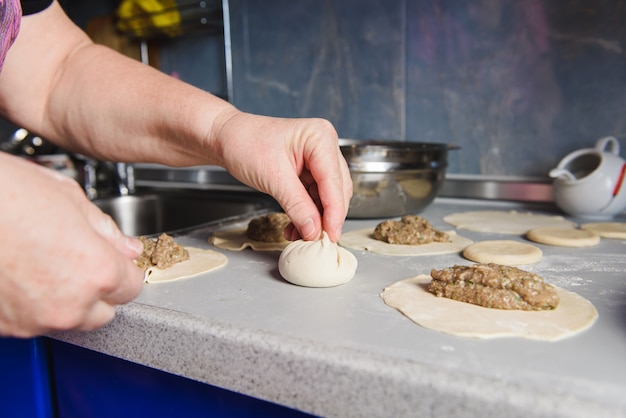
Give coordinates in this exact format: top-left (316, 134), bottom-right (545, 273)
top-left (549, 136), bottom-right (626, 219)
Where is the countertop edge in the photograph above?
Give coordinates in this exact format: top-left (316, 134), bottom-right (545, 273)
top-left (49, 302), bottom-right (622, 418)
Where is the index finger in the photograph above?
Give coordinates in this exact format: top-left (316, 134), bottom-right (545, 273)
top-left (82, 210), bottom-right (145, 304)
top-left (307, 138), bottom-right (353, 242)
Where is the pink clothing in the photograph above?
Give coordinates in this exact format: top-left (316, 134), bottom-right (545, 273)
top-left (0, 0), bottom-right (21, 71)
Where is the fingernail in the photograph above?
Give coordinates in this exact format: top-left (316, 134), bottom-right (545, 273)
top-left (301, 218), bottom-right (316, 240)
top-left (126, 236), bottom-right (144, 255)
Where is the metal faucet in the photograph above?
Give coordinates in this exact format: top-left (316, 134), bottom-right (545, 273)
top-left (113, 162), bottom-right (135, 196)
top-left (82, 159), bottom-right (135, 199)
top-left (83, 158), bottom-right (99, 200)
top-left (1, 128), bottom-right (136, 199)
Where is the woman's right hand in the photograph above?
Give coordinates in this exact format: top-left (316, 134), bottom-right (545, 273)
top-left (211, 111), bottom-right (353, 243)
top-left (0, 153), bottom-right (145, 338)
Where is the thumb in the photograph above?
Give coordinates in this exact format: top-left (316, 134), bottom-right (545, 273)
top-left (86, 204), bottom-right (144, 259)
top-left (277, 180), bottom-right (322, 241)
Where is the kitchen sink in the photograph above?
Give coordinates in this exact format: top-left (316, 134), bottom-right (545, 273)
top-left (94, 188), bottom-right (280, 236)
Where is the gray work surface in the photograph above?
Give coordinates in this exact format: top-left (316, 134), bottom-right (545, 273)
top-left (52, 198), bottom-right (626, 418)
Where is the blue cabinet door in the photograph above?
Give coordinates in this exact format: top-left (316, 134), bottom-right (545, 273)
top-left (49, 339), bottom-right (312, 418)
top-left (0, 337), bottom-right (55, 418)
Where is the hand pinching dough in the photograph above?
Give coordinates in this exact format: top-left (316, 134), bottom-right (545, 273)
top-left (279, 232), bottom-right (358, 287)
top-left (463, 240), bottom-right (542, 265)
top-left (527, 226), bottom-right (600, 247)
top-left (580, 222), bottom-right (626, 239)
top-left (443, 210), bottom-right (576, 234)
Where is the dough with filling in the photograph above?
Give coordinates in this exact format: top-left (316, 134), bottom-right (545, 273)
top-left (462, 240), bottom-right (542, 265)
top-left (580, 222), bottom-right (626, 239)
top-left (443, 210), bottom-right (576, 234)
top-left (526, 226), bottom-right (600, 247)
top-left (381, 274), bottom-right (598, 341)
top-left (279, 232), bottom-right (357, 287)
top-left (144, 247), bottom-right (228, 283)
top-left (210, 228), bottom-right (289, 251)
top-left (339, 228), bottom-right (472, 256)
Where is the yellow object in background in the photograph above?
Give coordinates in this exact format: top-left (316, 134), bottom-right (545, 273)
top-left (116, 0), bottom-right (182, 38)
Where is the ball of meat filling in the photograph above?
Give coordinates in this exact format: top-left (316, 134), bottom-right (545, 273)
top-left (135, 233), bottom-right (189, 270)
top-left (373, 215), bottom-right (450, 245)
top-left (246, 212), bottom-right (290, 242)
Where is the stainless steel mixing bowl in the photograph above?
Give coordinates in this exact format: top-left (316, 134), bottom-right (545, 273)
top-left (340, 139), bottom-right (456, 218)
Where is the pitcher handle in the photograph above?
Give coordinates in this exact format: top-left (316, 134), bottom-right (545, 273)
top-left (595, 136), bottom-right (620, 155)
top-left (549, 167), bottom-right (576, 181)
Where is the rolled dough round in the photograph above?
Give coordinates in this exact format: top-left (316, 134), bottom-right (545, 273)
top-left (210, 228), bottom-right (289, 251)
top-left (443, 210), bottom-right (576, 234)
top-left (278, 232), bottom-right (357, 288)
top-left (580, 222), bottom-right (626, 239)
top-left (462, 240), bottom-right (542, 265)
top-left (526, 227), bottom-right (600, 247)
top-left (338, 228), bottom-right (472, 256)
top-left (381, 275), bottom-right (598, 341)
top-left (144, 247), bottom-right (228, 283)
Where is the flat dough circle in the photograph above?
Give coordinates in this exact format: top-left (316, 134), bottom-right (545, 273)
top-left (144, 247), bottom-right (228, 283)
top-left (462, 240), bottom-right (542, 265)
top-left (210, 229), bottom-right (288, 251)
top-left (443, 210), bottom-right (576, 234)
top-left (580, 222), bottom-right (626, 239)
top-left (381, 275), bottom-right (598, 341)
top-left (339, 228), bottom-right (472, 256)
top-left (527, 226), bottom-right (600, 247)
top-left (278, 232), bottom-right (357, 288)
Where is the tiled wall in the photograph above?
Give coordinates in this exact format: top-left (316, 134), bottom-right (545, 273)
top-left (225, 0), bottom-right (626, 176)
top-left (8, 0), bottom-right (626, 178)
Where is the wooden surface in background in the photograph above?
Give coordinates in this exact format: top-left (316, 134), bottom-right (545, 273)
top-left (85, 15), bottom-right (160, 68)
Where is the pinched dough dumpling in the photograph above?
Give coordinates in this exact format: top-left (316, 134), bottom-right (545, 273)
top-left (278, 232), bottom-right (357, 288)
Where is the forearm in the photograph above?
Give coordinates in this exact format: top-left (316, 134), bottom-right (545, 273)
top-left (45, 44), bottom-right (236, 166)
top-left (0, 1), bottom-right (235, 166)
top-left (0, 1), bottom-right (352, 244)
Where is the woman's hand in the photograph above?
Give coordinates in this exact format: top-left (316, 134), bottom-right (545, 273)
top-left (212, 111), bottom-right (352, 242)
top-left (0, 153), bottom-right (144, 338)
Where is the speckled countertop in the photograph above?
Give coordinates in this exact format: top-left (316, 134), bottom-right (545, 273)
top-left (51, 198), bottom-right (626, 418)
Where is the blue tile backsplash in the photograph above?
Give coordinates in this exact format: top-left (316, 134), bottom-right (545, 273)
top-left (9, 0), bottom-right (626, 178)
top-left (224, 0), bottom-right (626, 177)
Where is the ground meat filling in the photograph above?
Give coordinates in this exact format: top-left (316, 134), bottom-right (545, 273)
top-left (428, 263), bottom-right (559, 311)
top-left (135, 233), bottom-right (189, 270)
top-left (246, 212), bottom-right (290, 242)
top-left (373, 215), bottom-right (450, 245)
